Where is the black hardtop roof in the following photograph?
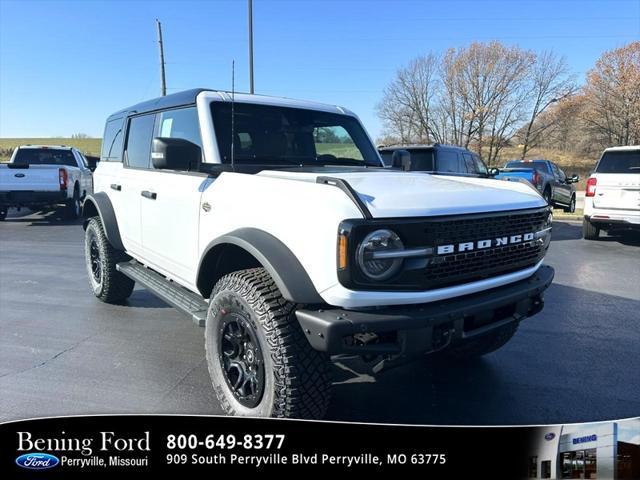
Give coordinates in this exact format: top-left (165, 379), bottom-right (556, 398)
top-left (378, 143), bottom-right (470, 152)
top-left (106, 88), bottom-right (213, 120)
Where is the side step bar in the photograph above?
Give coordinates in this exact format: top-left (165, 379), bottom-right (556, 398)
top-left (116, 260), bottom-right (208, 327)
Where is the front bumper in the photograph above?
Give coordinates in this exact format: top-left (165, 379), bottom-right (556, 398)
top-left (0, 190), bottom-right (66, 208)
top-left (296, 265), bottom-right (554, 356)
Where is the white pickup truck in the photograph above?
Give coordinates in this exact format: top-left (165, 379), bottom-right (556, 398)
top-left (82, 89), bottom-right (554, 419)
top-left (0, 145), bottom-right (94, 220)
top-left (583, 146), bottom-right (640, 239)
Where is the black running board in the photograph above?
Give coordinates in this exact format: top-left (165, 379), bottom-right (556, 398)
top-left (116, 260), bottom-right (207, 327)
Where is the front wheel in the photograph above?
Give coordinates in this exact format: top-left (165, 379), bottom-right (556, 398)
top-left (84, 217), bottom-right (135, 302)
top-left (564, 195), bottom-right (576, 213)
top-left (205, 268), bottom-right (331, 419)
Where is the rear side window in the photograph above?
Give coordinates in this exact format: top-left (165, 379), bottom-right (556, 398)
top-left (154, 107), bottom-right (202, 149)
top-left (14, 148), bottom-right (76, 167)
top-left (101, 118), bottom-right (124, 162)
top-left (596, 151), bottom-right (640, 173)
top-left (437, 150), bottom-right (463, 173)
top-left (125, 114), bottom-right (155, 169)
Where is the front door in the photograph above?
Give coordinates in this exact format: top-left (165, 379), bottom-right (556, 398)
top-left (139, 106), bottom-right (205, 286)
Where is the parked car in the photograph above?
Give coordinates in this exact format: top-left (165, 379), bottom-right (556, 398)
top-left (583, 146), bottom-right (640, 240)
top-left (378, 144), bottom-right (492, 178)
top-left (0, 145), bottom-right (94, 220)
top-left (83, 88), bottom-right (553, 419)
top-left (495, 159), bottom-right (579, 212)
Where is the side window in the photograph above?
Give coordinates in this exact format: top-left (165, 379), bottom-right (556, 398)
top-left (125, 114), bottom-right (155, 169)
top-left (550, 162), bottom-right (561, 180)
top-left (473, 154), bottom-right (488, 175)
top-left (313, 126), bottom-right (363, 161)
top-left (557, 167), bottom-right (566, 182)
top-left (462, 153), bottom-right (475, 173)
top-left (101, 118), bottom-right (124, 162)
top-left (437, 150), bottom-right (461, 173)
top-left (154, 107), bottom-right (202, 149)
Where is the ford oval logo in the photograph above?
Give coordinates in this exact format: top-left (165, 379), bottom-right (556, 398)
top-left (15, 452), bottom-right (60, 470)
top-left (545, 433), bottom-right (556, 441)
top-left (14, 173), bottom-right (25, 178)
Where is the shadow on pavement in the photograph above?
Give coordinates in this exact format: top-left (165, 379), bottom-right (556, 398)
top-left (552, 220), bottom-right (640, 246)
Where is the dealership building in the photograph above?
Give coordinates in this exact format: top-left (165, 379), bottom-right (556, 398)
top-left (528, 421), bottom-right (640, 479)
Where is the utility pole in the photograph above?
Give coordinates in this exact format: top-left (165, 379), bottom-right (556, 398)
top-left (248, 0), bottom-right (254, 94)
top-left (156, 19), bottom-right (167, 96)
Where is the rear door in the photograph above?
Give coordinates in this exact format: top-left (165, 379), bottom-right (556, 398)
top-left (120, 113), bottom-right (156, 256)
top-left (592, 150), bottom-right (640, 210)
top-left (2, 148), bottom-right (74, 192)
top-left (139, 106), bottom-right (205, 285)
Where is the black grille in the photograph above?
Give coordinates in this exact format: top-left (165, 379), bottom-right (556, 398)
top-left (340, 207), bottom-right (551, 291)
top-left (420, 209), bottom-right (550, 289)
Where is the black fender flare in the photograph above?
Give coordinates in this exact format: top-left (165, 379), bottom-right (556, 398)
top-left (82, 192), bottom-right (125, 251)
top-left (198, 228), bottom-right (324, 305)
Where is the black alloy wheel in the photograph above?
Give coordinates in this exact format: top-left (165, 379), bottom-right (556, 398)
top-left (218, 311), bottom-right (265, 408)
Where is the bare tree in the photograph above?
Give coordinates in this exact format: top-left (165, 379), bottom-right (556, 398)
top-left (582, 41), bottom-right (640, 147)
top-left (520, 51), bottom-right (576, 159)
top-left (376, 54), bottom-right (440, 143)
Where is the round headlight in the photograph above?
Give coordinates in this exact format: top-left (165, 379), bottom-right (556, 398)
top-left (356, 229), bottom-right (404, 281)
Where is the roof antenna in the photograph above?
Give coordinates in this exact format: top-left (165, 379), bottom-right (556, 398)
top-left (230, 60), bottom-right (235, 171)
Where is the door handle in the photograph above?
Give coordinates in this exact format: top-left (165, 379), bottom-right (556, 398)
top-left (110, 184), bottom-right (121, 191)
top-left (141, 190), bottom-right (157, 200)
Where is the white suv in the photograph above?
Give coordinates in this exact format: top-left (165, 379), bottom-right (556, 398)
top-left (83, 89), bottom-right (554, 418)
top-left (583, 146), bottom-right (640, 239)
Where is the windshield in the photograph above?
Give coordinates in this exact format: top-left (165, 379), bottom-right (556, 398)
top-left (505, 160), bottom-right (550, 173)
top-left (211, 102), bottom-right (381, 167)
top-left (596, 151), bottom-right (640, 173)
top-left (13, 148), bottom-right (76, 167)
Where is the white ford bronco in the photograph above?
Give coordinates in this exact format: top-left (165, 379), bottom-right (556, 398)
top-left (83, 89), bottom-right (554, 419)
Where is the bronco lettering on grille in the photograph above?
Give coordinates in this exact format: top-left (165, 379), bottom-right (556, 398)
top-left (436, 232), bottom-right (535, 255)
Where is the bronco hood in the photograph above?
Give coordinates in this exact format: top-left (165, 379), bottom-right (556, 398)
top-left (258, 169), bottom-right (546, 217)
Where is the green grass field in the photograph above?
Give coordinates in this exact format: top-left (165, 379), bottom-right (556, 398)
top-left (0, 138), bottom-right (102, 161)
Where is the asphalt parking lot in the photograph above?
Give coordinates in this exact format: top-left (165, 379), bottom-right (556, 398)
top-left (1, 209), bottom-right (639, 425)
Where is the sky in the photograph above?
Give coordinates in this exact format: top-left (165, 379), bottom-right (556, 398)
top-left (1, 0), bottom-right (639, 140)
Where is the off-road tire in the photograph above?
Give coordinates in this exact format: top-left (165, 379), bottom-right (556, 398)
top-left (84, 217), bottom-right (134, 303)
top-left (64, 186), bottom-right (81, 220)
top-left (564, 195), bottom-right (576, 213)
top-left (582, 218), bottom-right (600, 240)
top-left (440, 322), bottom-right (519, 361)
top-left (205, 268), bottom-right (331, 419)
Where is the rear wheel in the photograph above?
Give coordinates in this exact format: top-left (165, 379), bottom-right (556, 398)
top-left (0, 208), bottom-right (6, 221)
top-left (438, 322), bottom-right (519, 361)
top-left (582, 218), bottom-right (600, 240)
top-left (543, 188), bottom-right (552, 206)
top-left (84, 217), bottom-right (135, 302)
top-left (64, 187), bottom-right (81, 219)
top-left (205, 268), bottom-right (331, 418)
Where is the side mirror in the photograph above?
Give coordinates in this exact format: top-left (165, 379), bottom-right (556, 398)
top-left (151, 137), bottom-right (201, 171)
top-left (391, 149), bottom-right (412, 171)
top-left (85, 156), bottom-right (99, 172)
top-left (568, 174), bottom-right (579, 183)
top-left (488, 167), bottom-right (500, 176)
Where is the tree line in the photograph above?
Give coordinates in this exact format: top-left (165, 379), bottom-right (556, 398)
top-left (377, 41), bottom-right (640, 165)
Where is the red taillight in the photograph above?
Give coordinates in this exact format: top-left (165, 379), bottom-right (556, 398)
top-left (586, 177), bottom-right (597, 197)
top-left (59, 168), bottom-right (68, 190)
top-left (532, 170), bottom-right (540, 186)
